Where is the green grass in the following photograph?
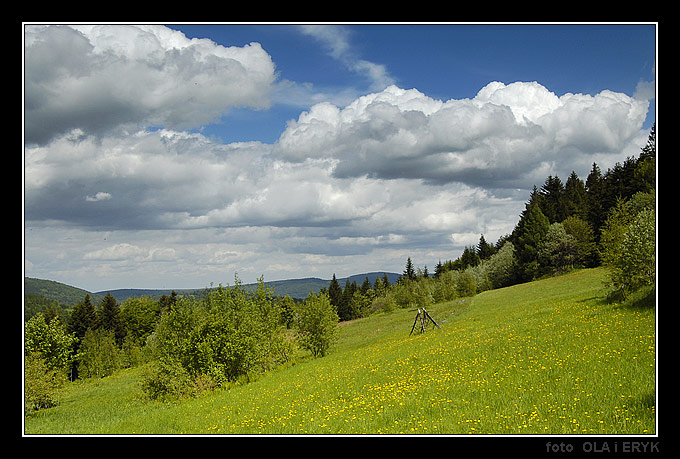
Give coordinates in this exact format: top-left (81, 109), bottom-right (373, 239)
top-left (24, 267), bottom-right (656, 435)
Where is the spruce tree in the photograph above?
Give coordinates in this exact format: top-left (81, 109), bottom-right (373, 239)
top-left (67, 294), bottom-right (97, 341)
top-left (538, 175), bottom-right (566, 223)
top-left (477, 234), bottom-right (496, 260)
top-left (585, 162), bottom-right (606, 241)
top-left (327, 274), bottom-right (342, 314)
top-left (403, 257), bottom-right (416, 281)
top-left (513, 199), bottom-right (550, 281)
top-left (563, 171), bottom-right (588, 220)
top-left (98, 293), bottom-right (125, 346)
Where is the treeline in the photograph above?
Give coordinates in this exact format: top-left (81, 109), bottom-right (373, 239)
top-left (24, 278), bottom-right (340, 410)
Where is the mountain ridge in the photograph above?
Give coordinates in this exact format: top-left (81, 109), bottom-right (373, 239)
top-left (25, 272), bottom-right (402, 304)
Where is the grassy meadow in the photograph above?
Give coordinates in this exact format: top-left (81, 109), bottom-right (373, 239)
top-left (24, 267), bottom-right (656, 435)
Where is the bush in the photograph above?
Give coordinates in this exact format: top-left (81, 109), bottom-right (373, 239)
top-left (24, 313), bottom-right (75, 412)
top-left (369, 291), bottom-right (397, 314)
top-left (392, 278), bottom-right (433, 309)
top-left (600, 192), bottom-right (656, 298)
top-left (142, 278), bottom-right (290, 399)
top-left (432, 270), bottom-right (459, 303)
top-left (24, 353), bottom-right (68, 412)
top-left (538, 223), bottom-right (579, 273)
top-left (77, 328), bottom-right (121, 379)
top-left (293, 292), bottom-right (339, 357)
top-left (485, 241), bottom-right (516, 289)
top-left (457, 271), bottom-right (477, 297)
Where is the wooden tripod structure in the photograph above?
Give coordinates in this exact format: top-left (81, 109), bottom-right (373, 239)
top-left (409, 308), bottom-right (441, 336)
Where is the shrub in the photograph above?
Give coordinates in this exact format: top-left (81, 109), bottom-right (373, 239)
top-left (432, 270), bottom-right (459, 303)
top-left (370, 291), bottom-right (397, 314)
top-left (600, 192), bottom-right (656, 299)
top-left (77, 328), bottom-right (121, 379)
top-left (24, 313), bottom-right (75, 411)
top-left (142, 278), bottom-right (290, 399)
top-left (538, 223), bottom-right (579, 273)
top-left (485, 241), bottom-right (516, 289)
top-left (24, 353), bottom-right (68, 412)
top-left (293, 292), bottom-right (339, 357)
top-left (457, 271), bottom-right (477, 297)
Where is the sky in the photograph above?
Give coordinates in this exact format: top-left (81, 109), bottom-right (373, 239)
top-left (23, 23), bottom-right (657, 292)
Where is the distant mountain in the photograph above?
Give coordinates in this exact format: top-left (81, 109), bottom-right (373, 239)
top-left (24, 277), bottom-right (105, 305)
top-left (24, 272), bottom-right (402, 304)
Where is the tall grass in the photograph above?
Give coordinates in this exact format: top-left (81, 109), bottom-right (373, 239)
top-left (25, 268), bottom-right (655, 435)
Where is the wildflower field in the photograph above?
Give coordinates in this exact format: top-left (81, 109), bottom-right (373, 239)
top-left (25, 267), bottom-right (656, 435)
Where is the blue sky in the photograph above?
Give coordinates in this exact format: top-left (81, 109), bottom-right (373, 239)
top-left (168, 24), bottom-right (656, 142)
top-left (24, 23), bottom-right (656, 291)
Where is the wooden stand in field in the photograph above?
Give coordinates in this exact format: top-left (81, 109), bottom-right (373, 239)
top-left (409, 308), bottom-right (441, 336)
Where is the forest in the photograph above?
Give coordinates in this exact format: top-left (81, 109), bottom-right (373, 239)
top-left (24, 125), bottom-right (655, 412)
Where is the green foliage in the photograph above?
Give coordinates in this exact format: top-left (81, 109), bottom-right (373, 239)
top-left (293, 292), bottom-right (339, 357)
top-left (483, 241), bottom-right (517, 289)
top-left (25, 313), bottom-right (76, 373)
top-left (24, 353), bottom-right (68, 412)
top-left (538, 223), bottom-right (579, 273)
top-left (562, 215), bottom-right (597, 267)
top-left (120, 296), bottom-right (161, 343)
top-left (513, 198), bottom-right (551, 281)
top-left (402, 257), bottom-right (416, 281)
top-left (600, 191), bottom-right (655, 299)
top-left (67, 294), bottom-right (97, 341)
top-left (24, 313), bottom-right (75, 412)
top-left (77, 328), bottom-right (122, 379)
top-left (98, 292), bottom-right (126, 346)
top-left (24, 292), bottom-right (71, 323)
top-left (142, 278), bottom-right (291, 399)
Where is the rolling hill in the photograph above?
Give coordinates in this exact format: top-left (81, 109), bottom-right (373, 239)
top-left (24, 268), bottom-right (657, 435)
top-left (24, 272), bottom-right (402, 304)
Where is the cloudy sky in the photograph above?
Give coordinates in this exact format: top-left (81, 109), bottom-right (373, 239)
top-left (23, 23), bottom-right (656, 292)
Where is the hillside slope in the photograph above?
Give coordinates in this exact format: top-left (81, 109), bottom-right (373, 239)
top-left (25, 268), bottom-right (656, 435)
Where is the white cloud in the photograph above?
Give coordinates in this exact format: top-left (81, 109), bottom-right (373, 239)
top-left (275, 82), bottom-right (649, 188)
top-left (23, 24), bottom-right (652, 289)
top-left (24, 25), bottom-right (277, 145)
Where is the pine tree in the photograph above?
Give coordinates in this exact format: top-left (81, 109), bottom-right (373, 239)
top-left (459, 247), bottom-right (481, 270)
top-left (360, 277), bottom-right (372, 294)
top-left (327, 274), bottom-right (342, 314)
top-left (403, 257), bottom-right (416, 281)
top-left (477, 234), bottom-right (496, 260)
top-left (98, 293), bottom-right (125, 346)
top-left (433, 260), bottom-right (444, 278)
top-left (585, 162), bottom-right (606, 241)
top-left (67, 294), bottom-right (97, 341)
top-left (513, 199), bottom-right (550, 281)
top-left (564, 171), bottom-right (588, 220)
top-left (539, 175), bottom-right (566, 223)
top-left (634, 123), bottom-right (655, 193)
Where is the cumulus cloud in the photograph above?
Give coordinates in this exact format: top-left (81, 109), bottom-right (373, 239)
top-left (23, 24), bottom-right (652, 289)
top-left (24, 24), bottom-right (277, 145)
top-left (275, 82), bottom-right (649, 188)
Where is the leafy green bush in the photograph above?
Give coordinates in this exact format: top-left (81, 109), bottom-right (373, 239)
top-left (77, 328), bottom-right (121, 379)
top-left (600, 192), bottom-right (656, 299)
top-left (24, 313), bottom-right (75, 412)
top-left (142, 279), bottom-right (290, 399)
top-left (24, 353), bottom-right (68, 412)
top-left (292, 292), bottom-right (339, 357)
